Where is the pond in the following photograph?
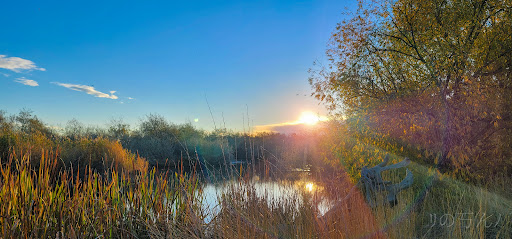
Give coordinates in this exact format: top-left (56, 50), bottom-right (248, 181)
top-left (198, 172), bottom-right (336, 224)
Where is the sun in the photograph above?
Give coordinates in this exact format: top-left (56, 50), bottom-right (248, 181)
top-left (298, 111), bottom-right (321, 125)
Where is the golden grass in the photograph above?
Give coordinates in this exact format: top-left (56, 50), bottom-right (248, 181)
top-left (0, 150), bottom-right (202, 238)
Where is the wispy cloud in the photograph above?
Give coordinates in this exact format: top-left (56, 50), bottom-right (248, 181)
top-left (53, 82), bottom-right (118, 99)
top-left (14, 77), bottom-right (39, 86)
top-left (127, 97), bottom-right (135, 100)
top-left (0, 55), bottom-right (46, 72)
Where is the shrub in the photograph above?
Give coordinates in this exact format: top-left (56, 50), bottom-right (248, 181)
top-left (61, 137), bottom-right (147, 174)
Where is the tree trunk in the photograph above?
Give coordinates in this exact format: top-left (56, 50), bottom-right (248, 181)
top-left (437, 84), bottom-right (452, 172)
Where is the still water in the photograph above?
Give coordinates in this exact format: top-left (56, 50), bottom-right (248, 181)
top-left (198, 175), bottom-right (335, 223)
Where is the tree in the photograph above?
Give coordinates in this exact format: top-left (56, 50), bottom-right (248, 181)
top-left (107, 118), bottom-right (131, 140)
top-left (15, 109), bottom-right (53, 138)
top-left (139, 114), bottom-right (177, 139)
top-left (310, 0), bottom-right (512, 175)
top-left (0, 110), bottom-right (13, 133)
top-left (65, 118), bottom-right (85, 140)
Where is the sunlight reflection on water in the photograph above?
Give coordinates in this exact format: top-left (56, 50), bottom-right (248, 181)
top-left (305, 182), bottom-right (315, 192)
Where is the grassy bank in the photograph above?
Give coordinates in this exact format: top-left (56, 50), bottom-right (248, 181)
top-left (369, 160), bottom-right (512, 238)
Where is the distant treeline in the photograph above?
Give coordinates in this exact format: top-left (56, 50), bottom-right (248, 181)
top-left (0, 110), bottom-right (322, 176)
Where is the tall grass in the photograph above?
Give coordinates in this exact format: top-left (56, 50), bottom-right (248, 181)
top-left (2, 149), bottom-right (511, 238)
top-left (203, 176), bottom-right (384, 239)
top-left (0, 150), bottom-right (203, 238)
top-left (205, 158), bottom-right (512, 239)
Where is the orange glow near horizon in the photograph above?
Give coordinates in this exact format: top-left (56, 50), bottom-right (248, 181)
top-left (252, 111), bottom-right (328, 133)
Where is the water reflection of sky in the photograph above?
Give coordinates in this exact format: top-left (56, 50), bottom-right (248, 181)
top-left (200, 178), bottom-right (334, 224)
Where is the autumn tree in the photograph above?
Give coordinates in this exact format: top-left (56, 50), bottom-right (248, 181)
top-left (311, 0), bottom-right (512, 177)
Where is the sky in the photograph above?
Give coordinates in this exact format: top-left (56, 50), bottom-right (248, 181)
top-left (0, 0), bottom-right (356, 132)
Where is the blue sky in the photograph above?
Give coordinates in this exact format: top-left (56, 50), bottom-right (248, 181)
top-left (0, 0), bottom-right (355, 131)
